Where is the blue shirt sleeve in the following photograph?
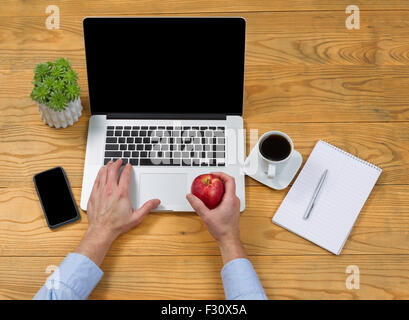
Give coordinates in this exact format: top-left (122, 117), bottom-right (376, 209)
top-left (221, 258), bottom-right (267, 300)
top-left (33, 253), bottom-right (103, 300)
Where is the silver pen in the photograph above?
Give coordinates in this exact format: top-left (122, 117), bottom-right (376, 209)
top-left (303, 169), bottom-right (328, 220)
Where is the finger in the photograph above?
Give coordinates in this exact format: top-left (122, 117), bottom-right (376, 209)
top-left (89, 166), bottom-right (104, 199)
top-left (186, 193), bottom-right (210, 218)
top-left (107, 159), bottom-right (122, 185)
top-left (130, 199), bottom-right (161, 227)
top-left (210, 172), bottom-right (236, 196)
top-left (118, 163), bottom-right (132, 191)
top-left (98, 165), bottom-right (108, 189)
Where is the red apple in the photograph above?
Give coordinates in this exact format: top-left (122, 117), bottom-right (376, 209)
top-left (191, 174), bottom-right (225, 209)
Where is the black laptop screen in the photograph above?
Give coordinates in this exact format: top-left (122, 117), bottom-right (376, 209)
top-left (83, 18), bottom-right (245, 116)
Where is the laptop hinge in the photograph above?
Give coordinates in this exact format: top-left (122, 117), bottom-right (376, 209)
top-left (106, 113), bottom-right (227, 120)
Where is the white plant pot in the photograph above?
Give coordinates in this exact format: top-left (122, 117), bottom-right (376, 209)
top-left (37, 98), bottom-right (83, 128)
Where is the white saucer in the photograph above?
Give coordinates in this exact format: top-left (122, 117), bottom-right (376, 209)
top-left (243, 144), bottom-right (303, 190)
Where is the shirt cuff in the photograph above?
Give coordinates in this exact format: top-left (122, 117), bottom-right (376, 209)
top-left (56, 253), bottom-right (103, 299)
top-left (221, 258), bottom-right (267, 300)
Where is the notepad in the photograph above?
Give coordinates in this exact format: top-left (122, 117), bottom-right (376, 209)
top-left (272, 140), bottom-right (382, 255)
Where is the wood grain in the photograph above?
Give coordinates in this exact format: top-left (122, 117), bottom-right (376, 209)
top-left (1, 255), bottom-right (409, 299)
top-left (0, 122), bottom-right (408, 188)
top-left (2, 0), bottom-right (409, 18)
top-left (2, 12), bottom-right (409, 69)
top-left (0, 185), bottom-right (408, 257)
top-left (2, 66), bottom-right (409, 123)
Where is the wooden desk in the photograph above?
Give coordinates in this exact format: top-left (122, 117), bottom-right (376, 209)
top-left (1, 1), bottom-right (409, 299)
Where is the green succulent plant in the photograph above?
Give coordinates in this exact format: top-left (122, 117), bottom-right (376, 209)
top-left (30, 58), bottom-right (81, 111)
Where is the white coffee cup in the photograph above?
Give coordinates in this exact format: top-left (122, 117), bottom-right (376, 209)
top-left (258, 131), bottom-right (294, 179)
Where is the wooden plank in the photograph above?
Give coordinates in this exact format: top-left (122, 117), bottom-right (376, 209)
top-left (1, 255), bottom-right (408, 299)
top-left (2, 0), bottom-right (409, 18)
top-left (0, 122), bottom-right (407, 188)
top-left (2, 65), bottom-right (409, 124)
top-left (0, 185), bottom-right (408, 257)
top-left (2, 12), bottom-right (409, 68)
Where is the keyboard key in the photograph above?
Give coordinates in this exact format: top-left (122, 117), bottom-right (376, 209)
top-left (140, 151), bottom-right (147, 158)
top-left (209, 159), bottom-right (216, 166)
top-left (104, 158), bottom-right (111, 165)
top-left (123, 151), bottom-right (131, 157)
top-left (182, 159), bottom-right (191, 166)
top-left (131, 131), bottom-right (138, 136)
top-left (128, 144), bottom-right (135, 150)
top-left (143, 137), bottom-right (150, 143)
top-left (145, 144), bottom-right (152, 151)
top-left (183, 126), bottom-right (191, 130)
top-left (122, 158), bottom-right (129, 164)
top-left (118, 137), bottom-right (125, 143)
top-left (135, 137), bottom-right (142, 143)
top-left (192, 159), bottom-right (200, 166)
top-left (217, 162), bottom-right (225, 166)
top-left (141, 126), bottom-right (148, 130)
top-left (214, 131), bottom-right (224, 137)
top-left (107, 126), bottom-right (114, 130)
top-left (120, 144), bottom-right (127, 150)
top-left (158, 126), bottom-right (165, 129)
top-left (217, 127), bottom-right (225, 130)
top-left (115, 131), bottom-right (122, 136)
top-left (209, 126), bottom-right (216, 130)
top-left (215, 145), bottom-right (225, 151)
top-left (149, 126), bottom-right (157, 130)
top-left (215, 152), bottom-right (225, 158)
top-left (115, 126), bottom-right (123, 130)
top-left (123, 131), bottom-right (130, 136)
top-left (136, 144), bottom-right (144, 150)
top-left (105, 151), bottom-right (122, 157)
top-left (106, 137), bottom-right (117, 143)
top-left (132, 126), bottom-right (140, 130)
top-left (127, 137), bottom-right (134, 143)
top-left (105, 144), bottom-right (119, 150)
top-left (218, 138), bottom-right (225, 144)
top-left (124, 126), bottom-right (131, 130)
top-left (107, 130), bottom-right (114, 136)
top-left (132, 151), bottom-right (139, 157)
top-left (130, 158), bottom-right (139, 166)
top-left (139, 158), bottom-right (156, 166)
top-left (166, 126), bottom-right (173, 130)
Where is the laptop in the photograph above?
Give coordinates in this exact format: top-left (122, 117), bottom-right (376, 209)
top-left (80, 17), bottom-right (246, 212)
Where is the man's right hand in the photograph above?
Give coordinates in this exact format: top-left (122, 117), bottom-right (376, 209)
top-left (186, 172), bottom-right (247, 264)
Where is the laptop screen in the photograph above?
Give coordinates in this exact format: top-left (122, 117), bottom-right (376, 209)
top-left (83, 17), bottom-right (245, 116)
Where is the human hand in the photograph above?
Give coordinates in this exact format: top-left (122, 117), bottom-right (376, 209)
top-left (186, 172), bottom-right (246, 264)
top-left (75, 159), bottom-right (160, 265)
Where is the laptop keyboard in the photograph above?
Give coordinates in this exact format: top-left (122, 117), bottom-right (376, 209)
top-left (104, 126), bottom-right (226, 166)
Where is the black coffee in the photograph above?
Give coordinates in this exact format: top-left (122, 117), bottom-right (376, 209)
top-left (259, 134), bottom-right (291, 161)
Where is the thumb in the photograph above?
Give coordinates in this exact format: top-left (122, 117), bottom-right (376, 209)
top-left (186, 193), bottom-right (210, 219)
top-left (130, 199), bottom-right (160, 227)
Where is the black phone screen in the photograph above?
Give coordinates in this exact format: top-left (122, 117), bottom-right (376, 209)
top-left (33, 167), bottom-right (79, 228)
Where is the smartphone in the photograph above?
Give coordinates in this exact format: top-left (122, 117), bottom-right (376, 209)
top-left (33, 167), bottom-right (80, 229)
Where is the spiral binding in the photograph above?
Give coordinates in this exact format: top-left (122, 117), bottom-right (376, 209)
top-left (319, 140), bottom-right (382, 173)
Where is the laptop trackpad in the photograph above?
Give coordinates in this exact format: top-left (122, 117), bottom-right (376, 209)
top-left (139, 173), bottom-right (188, 211)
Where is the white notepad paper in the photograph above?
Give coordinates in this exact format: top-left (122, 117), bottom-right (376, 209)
top-left (272, 140), bottom-right (382, 255)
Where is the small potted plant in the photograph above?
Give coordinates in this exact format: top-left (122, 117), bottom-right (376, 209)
top-left (30, 58), bottom-right (82, 128)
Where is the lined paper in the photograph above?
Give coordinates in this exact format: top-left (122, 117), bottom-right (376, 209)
top-left (272, 140), bottom-right (382, 255)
